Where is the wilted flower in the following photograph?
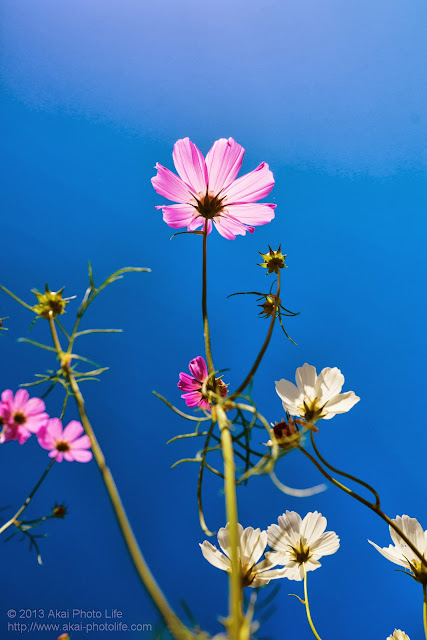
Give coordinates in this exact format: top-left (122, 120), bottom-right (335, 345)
top-left (152, 137), bottom-right (276, 239)
top-left (258, 245), bottom-right (287, 274)
top-left (200, 523), bottom-right (288, 588)
top-left (266, 511), bottom-right (340, 581)
top-left (37, 419), bottom-right (92, 463)
top-left (178, 356), bottom-right (227, 410)
top-left (387, 631), bottom-right (410, 640)
top-left (275, 363), bottom-right (360, 423)
top-left (0, 389), bottom-right (49, 444)
top-left (369, 515), bottom-right (427, 584)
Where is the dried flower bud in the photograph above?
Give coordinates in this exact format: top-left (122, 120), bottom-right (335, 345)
top-left (52, 504), bottom-right (68, 519)
top-left (32, 285), bottom-right (74, 319)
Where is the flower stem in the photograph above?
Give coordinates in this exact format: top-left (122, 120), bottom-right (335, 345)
top-left (298, 445), bottom-right (427, 570)
top-left (47, 314), bottom-right (193, 640)
top-left (0, 459), bottom-right (55, 535)
top-left (215, 404), bottom-right (243, 640)
top-left (231, 270), bottom-right (281, 399)
top-left (202, 220), bottom-right (215, 375)
top-left (423, 583), bottom-right (427, 640)
top-left (310, 432), bottom-right (380, 507)
top-left (303, 565), bottom-right (322, 640)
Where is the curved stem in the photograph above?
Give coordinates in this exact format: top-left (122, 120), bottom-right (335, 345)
top-left (298, 445), bottom-right (427, 570)
top-left (423, 583), bottom-right (427, 640)
top-left (48, 314), bottom-right (192, 640)
top-left (231, 271), bottom-right (281, 399)
top-left (0, 460), bottom-right (55, 535)
top-left (303, 565), bottom-right (322, 640)
top-left (202, 220), bottom-right (214, 375)
top-left (215, 405), bottom-right (243, 640)
top-left (310, 432), bottom-right (380, 507)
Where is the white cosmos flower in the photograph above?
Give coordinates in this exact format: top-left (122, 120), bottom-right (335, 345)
top-left (368, 515), bottom-right (427, 584)
top-left (266, 511), bottom-right (340, 581)
top-left (387, 631), bottom-right (410, 640)
top-left (275, 363), bottom-right (360, 422)
top-left (200, 523), bottom-right (288, 588)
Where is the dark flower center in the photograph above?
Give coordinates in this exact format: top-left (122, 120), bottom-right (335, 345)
top-left (56, 441), bottom-right (70, 452)
top-left (13, 412), bottom-right (27, 425)
top-left (194, 190), bottom-right (225, 220)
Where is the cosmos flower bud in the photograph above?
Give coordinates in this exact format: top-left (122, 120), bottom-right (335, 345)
top-left (32, 285), bottom-right (74, 319)
top-left (258, 245), bottom-right (287, 274)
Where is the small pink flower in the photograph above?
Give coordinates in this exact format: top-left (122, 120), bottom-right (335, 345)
top-left (0, 389), bottom-right (49, 445)
top-left (37, 418), bottom-right (93, 463)
top-left (152, 137), bottom-right (276, 239)
top-left (178, 356), bottom-right (228, 410)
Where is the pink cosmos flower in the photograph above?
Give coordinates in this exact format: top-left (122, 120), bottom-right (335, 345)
top-left (152, 137), bottom-right (276, 239)
top-left (0, 389), bottom-right (49, 445)
top-left (37, 418), bottom-right (93, 463)
top-left (178, 356), bottom-right (228, 410)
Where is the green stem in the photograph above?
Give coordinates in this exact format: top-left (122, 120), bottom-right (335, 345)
top-left (298, 445), bottom-right (427, 570)
top-left (231, 271), bottom-right (281, 399)
top-left (47, 314), bottom-right (192, 640)
top-left (0, 460), bottom-right (55, 535)
top-left (303, 565), bottom-right (322, 640)
top-left (216, 405), bottom-right (243, 640)
top-left (423, 583), bottom-right (427, 640)
top-left (310, 432), bottom-right (380, 507)
top-left (202, 220), bottom-right (214, 375)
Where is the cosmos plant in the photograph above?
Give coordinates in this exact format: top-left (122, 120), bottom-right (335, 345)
top-left (0, 138), bottom-right (424, 640)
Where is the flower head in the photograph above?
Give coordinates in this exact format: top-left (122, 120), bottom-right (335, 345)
top-left (258, 245), bottom-right (287, 274)
top-left (178, 356), bottom-right (227, 410)
top-left (387, 631), bottom-right (410, 640)
top-left (266, 511), bottom-right (340, 581)
top-left (0, 389), bottom-right (49, 444)
top-left (152, 137), bottom-right (276, 239)
top-left (369, 515), bottom-right (427, 584)
top-left (200, 523), bottom-right (287, 588)
top-left (52, 504), bottom-right (68, 519)
top-left (275, 363), bottom-right (360, 423)
top-left (37, 419), bottom-right (92, 463)
top-left (32, 285), bottom-right (74, 319)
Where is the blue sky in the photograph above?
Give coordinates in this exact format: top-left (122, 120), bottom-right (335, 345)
top-left (1, 1), bottom-right (427, 639)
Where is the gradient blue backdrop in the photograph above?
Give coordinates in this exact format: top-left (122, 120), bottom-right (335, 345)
top-left (1, 1), bottom-right (426, 639)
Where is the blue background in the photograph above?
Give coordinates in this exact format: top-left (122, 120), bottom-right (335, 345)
top-left (1, 1), bottom-right (426, 638)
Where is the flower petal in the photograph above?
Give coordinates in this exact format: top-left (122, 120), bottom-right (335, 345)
top-left (69, 448), bottom-right (93, 463)
top-left (389, 515), bottom-right (426, 555)
top-left (159, 204), bottom-right (197, 230)
top-left (314, 367), bottom-right (344, 403)
top-left (301, 512), bottom-right (327, 545)
top-left (151, 163), bottom-right (195, 202)
top-left (295, 363), bottom-right (317, 398)
top-left (173, 138), bottom-right (208, 194)
top-left (240, 527), bottom-right (267, 566)
top-left (310, 531), bottom-right (340, 558)
top-left (200, 541), bottom-right (231, 572)
top-left (14, 389), bottom-right (30, 410)
top-left (181, 391), bottom-right (204, 408)
top-left (368, 540), bottom-right (410, 569)
top-left (224, 203), bottom-right (276, 227)
top-left (323, 391), bottom-right (360, 416)
top-left (62, 420), bottom-right (84, 443)
top-left (205, 138), bottom-right (245, 194)
top-left (188, 357), bottom-right (208, 384)
top-left (223, 162), bottom-right (274, 203)
top-left (275, 379), bottom-right (302, 414)
top-left (213, 215), bottom-right (253, 240)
